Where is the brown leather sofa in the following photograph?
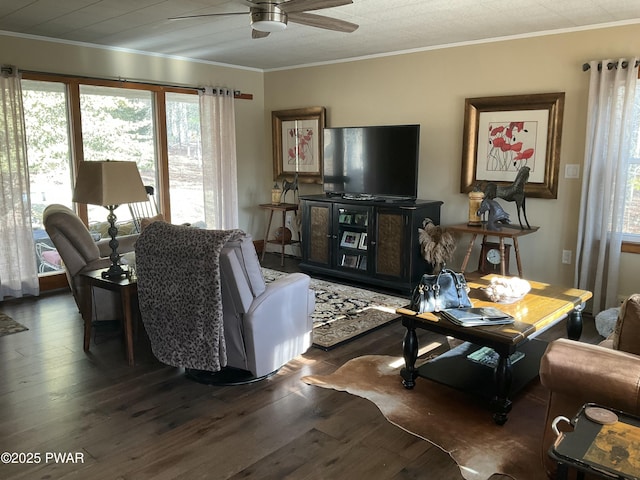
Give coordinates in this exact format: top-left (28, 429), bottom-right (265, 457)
top-left (539, 294), bottom-right (640, 477)
top-left (43, 204), bottom-right (138, 322)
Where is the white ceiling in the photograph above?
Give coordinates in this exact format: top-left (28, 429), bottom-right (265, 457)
top-left (1, 0), bottom-right (639, 71)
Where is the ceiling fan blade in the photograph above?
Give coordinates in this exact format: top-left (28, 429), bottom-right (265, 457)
top-left (288, 12), bottom-right (358, 32)
top-left (252, 29), bottom-right (270, 39)
top-left (168, 12), bottom-right (246, 20)
top-left (280, 0), bottom-right (353, 14)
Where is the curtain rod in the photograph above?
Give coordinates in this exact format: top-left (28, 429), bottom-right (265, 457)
top-left (582, 60), bottom-right (640, 71)
top-left (10, 67), bottom-right (253, 99)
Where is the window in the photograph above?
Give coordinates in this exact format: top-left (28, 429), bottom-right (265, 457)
top-left (21, 74), bottom-right (201, 276)
top-left (22, 80), bottom-right (73, 274)
top-left (622, 76), bottom-right (640, 249)
top-left (79, 85), bottom-right (157, 226)
top-left (166, 92), bottom-right (204, 226)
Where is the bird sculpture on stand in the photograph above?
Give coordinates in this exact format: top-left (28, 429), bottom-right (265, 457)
top-left (418, 218), bottom-right (456, 273)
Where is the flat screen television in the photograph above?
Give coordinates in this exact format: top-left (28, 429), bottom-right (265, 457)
top-left (322, 124), bottom-right (420, 200)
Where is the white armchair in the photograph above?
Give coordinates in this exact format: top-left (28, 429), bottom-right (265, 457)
top-left (135, 221), bottom-right (314, 384)
top-left (220, 236), bottom-right (315, 378)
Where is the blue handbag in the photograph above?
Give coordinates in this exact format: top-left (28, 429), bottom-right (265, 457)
top-left (410, 268), bottom-right (472, 313)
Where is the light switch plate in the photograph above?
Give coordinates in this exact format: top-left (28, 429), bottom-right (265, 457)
top-left (565, 164), bottom-right (580, 179)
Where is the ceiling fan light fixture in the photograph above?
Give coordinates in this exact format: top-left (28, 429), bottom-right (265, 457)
top-left (251, 6), bottom-right (288, 32)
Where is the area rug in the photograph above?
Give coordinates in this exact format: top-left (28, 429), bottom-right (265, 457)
top-left (302, 355), bottom-right (549, 480)
top-left (262, 268), bottom-right (408, 349)
top-left (0, 312), bottom-right (28, 337)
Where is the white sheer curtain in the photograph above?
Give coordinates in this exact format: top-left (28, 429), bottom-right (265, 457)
top-left (0, 66), bottom-right (39, 299)
top-left (575, 58), bottom-right (639, 313)
top-left (199, 87), bottom-right (239, 230)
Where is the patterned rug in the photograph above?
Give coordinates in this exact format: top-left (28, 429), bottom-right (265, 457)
top-left (261, 268), bottom-right (409, 350)
top-left (0, 312), bottom-right (28, 337)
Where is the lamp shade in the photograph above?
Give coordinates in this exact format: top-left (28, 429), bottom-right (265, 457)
top-left (73, 160), bottom-right (148, 206)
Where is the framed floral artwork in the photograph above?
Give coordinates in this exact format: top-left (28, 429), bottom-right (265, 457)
top-left (272, 106), bottom-right (326, 184)
top-left (460, 92), bottom-right (565, 198)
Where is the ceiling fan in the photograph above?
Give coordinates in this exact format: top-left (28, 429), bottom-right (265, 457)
top-left (169, 0), bottom-right (359, 39)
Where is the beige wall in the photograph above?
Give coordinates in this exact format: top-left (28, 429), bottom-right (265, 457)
top-left (0, 33), bottom-right (267, 236)
top-left (2, 25), bottom-right (640, 296)
top-left (265, 24), bottom-right (640, 294)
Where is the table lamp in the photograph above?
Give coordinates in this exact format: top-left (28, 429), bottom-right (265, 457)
top-left (73, 160), bottom-right (149, 279)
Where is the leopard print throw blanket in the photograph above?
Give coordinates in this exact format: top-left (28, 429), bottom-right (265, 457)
top-left (135, 221), bottom-right (244, 371)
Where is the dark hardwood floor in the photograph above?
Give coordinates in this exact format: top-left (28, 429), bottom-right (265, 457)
top-left (0, 255), bottom-right (601, 480)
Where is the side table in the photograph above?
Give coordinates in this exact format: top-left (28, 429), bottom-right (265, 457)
top-left (80, 269), bottom-right (138, 366)
top-left (445, 223), bottom-right (539, 277)
top-left (549, 403), bottom-right (640, 479)
top-left (259, 202), bottom-right (300, 266)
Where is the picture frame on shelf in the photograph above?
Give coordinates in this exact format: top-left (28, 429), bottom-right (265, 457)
top-left (340, 231), bottom-right (360, 248)
top-left (354, 213), bottom-right (368, 226)
top-left (338, 213), bottom-right (352, 224)
top-left (358, 232), bottom-right (368, 250)
top-left (358, 256), bottom-right (367, 270)
top-left (460, 92), bottom-right (564, 199)
top-left (272, 106), bottom-right (326, 184)
top-left (341, 254), bottom-right (359, 268)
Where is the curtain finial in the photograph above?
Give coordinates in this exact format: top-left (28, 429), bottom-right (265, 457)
top-left (1, 64), bottom-right (15, 76)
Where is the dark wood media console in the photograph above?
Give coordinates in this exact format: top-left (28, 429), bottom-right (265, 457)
top-left (299, 195), bottom-right (443, 294)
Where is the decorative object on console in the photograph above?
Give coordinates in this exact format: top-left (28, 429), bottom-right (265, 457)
top-left (272, 106), bottom-right (325, 184)
top-left (477, 197), bottom-right (510, 231)
top-left (479, 275), bottom-right (531, 303)
top-left (467, 185), bottom-right (484, 226)
top-left (478, 241), bottom-right (511, 274)
top-left (460, 92), bottom-right (564, 199)
top-left (271, 181), bottom-right (282, 204)
top-left (484, 166), bottom-right (531, 229)
top-left (72, 160), bottom-right (148, 279)
top-left (417, 218), bottom-right (456, 273)
top-left (274, 226), bottom-right (292, 243)
top-left (281, 172), bottom-right (299, 203)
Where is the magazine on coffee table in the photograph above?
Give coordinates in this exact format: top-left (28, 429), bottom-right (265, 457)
top-left (440, 307), bottom-right (514, 327)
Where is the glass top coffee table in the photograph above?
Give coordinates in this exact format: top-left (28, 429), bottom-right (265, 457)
top-left (396, 275), bottom-right (592, 425)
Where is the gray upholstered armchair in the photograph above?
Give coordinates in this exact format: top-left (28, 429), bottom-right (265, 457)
top-left (43, 204), bottom-right (138, 322)
top-left (135, 221), bottom-right (314, 383)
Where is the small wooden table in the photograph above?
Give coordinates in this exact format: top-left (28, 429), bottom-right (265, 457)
top-left (549, 403), bottom-right (640, 479)
top-left (80, 269), bottom-right (138, 366)
top-left (398, 276), bottom-right (592, 425)
top-left (259, 202), bottom-right (300, 266)
top-left (446, 222), bottom-right (539, 277)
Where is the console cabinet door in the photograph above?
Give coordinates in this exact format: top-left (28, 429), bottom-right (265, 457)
top-left (374, 210), bottom-right (407, 280)
top-left (302, 201), bottom-right (332, 267)
top-left (334, 204), bottom-right (371, 273)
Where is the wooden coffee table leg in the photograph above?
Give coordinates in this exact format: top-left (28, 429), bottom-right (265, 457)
top-left (401, 321), bottom-right (418, 389)
top-left (566, 304), bottom-right (584, 340)
top-left (491, 353), bottom-right (513, 425)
